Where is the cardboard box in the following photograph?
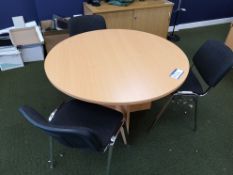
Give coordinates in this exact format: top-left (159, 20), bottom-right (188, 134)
top-left (40, 20), bottom-right (69, 53)
top-left (0, 47), bottom-right (24, 71)
top-left (225, 23), bottom-right (233, 51)
top-left (9, 27), bottom-right (44, 62)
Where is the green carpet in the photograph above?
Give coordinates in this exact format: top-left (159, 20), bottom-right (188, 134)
top-left (0, 24), bottom-right (232, 175)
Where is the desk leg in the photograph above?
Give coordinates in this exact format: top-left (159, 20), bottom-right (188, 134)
top-left (123, 107), bottom-right (130, 134)
top-left (123, 103), bottom-right (152, 134)
top-left (120, 127), bottom-right (127, 145)
top-left (98, 104), bottom-right (130, 133)
top-left (100, 102), bottom-right (152, 134)
top-left (115, 105), bottom-right (130, 134)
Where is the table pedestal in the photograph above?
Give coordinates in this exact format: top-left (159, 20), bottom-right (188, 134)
top-left (103, 102), bottom-right (152, 134)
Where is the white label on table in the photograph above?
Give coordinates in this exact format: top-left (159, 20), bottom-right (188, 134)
top-left (170, 68), bottom-right (184, 80)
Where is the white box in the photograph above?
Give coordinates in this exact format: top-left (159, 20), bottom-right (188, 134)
top-left (12, 16), bottom-right (25, 28)
top-left (19, 44), bottom-right (44, 62)
top-left (0, 47), bottom-right (24, 71)
top-left (9, 27), bottom-right (44, 62)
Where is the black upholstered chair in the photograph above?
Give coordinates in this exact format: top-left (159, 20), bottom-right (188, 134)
top-left (68, 15), bottom-right (106, 36)
top-left (150, 40), bottom-right (233, 131)
top-left (19, 99), bottom-right (127, 175)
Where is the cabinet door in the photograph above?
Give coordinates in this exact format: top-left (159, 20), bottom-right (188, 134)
top-left (133, 7), bottom-right (172, 38)
top-left (44, 34), bottom-right (69, 53)
top-left (100, 11), bottom-right (134, 29)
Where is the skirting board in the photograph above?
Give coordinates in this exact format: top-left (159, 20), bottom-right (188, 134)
top-left (168, 17), bottom-right (233, 32)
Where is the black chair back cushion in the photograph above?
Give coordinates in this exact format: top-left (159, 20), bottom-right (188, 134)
top-left (193, 40), bottom-right (233, 87)
top-left (68, 15), bottom-right (106, 36)
top-left (18, 106), bottom-right (103, 151)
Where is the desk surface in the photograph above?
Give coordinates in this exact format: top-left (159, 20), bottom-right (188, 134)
top-left (45, 29), bottom-right (189, 105)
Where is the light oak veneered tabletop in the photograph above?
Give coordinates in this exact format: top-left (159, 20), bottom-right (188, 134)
top-left (44, 29), bottom-right (189, 132)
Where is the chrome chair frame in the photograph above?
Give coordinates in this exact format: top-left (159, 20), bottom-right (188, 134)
top-left (149, 90), bottom-right (208, 131)
top-left (149, 40), bottom-right (233, 132)
top-left (47, 107), bottom-right (127, 175)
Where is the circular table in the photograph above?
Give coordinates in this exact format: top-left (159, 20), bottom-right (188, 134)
top-left (45, 29), bottom-right (189, 133)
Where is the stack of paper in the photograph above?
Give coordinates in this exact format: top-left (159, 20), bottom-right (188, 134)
top-left (0, 46), bottom-right (19, 56)
top-left (0, 46), bottom-right (23, 71)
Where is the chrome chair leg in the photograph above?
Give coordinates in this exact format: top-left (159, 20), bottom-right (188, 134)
top-left (149, 96), bottom-right (173, 131)
top-left (106, 144), bottom-right (114, 175)
top-left (183, 94), bottom-right (198, 131)
top-left (193, 96), bottom-right (198, 131)
top-left (48, 136), bottom-right (54, 169)
top-left (180, 94), bottom-right (198, 131)
top-left (149, 93), bottom-right (199, 132)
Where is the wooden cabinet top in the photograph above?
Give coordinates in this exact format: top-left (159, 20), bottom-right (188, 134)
top-left (84, 0), bottom-right (173, 14)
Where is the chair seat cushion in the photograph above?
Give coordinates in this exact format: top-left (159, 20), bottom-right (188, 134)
top-left (178, 71), bottom-right (204, 95)
top-left (50, 100), bottom-right (123, 149)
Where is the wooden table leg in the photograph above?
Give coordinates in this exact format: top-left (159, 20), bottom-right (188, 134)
top-left (98, 104), bottom-right (131, 133)
top-left (100, 102), bottom-right (152, 134)
top-left (120, 127), bottom-right (127, 145)
top-left (111, 105), bottom-right (129, 134)
top-left (123, 106), bottom-right (130, 134)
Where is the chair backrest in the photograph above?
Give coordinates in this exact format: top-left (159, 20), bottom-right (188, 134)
top-left (18, 106), bottom-right (103, 151)
top-left (68, 15), bottom-right (106, 36)
top-left (193, 40), bottom-right (233, 87)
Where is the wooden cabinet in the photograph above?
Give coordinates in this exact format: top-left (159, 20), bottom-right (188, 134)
top-left (84, 0), bottom-right (173, 38)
